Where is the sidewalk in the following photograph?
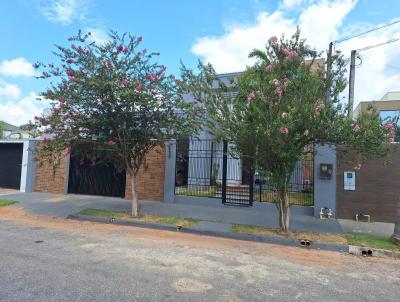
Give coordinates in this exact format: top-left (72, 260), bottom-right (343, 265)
top-left (2, 192), bottom-right (343, 234)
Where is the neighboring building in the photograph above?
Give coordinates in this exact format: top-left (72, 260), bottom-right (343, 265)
top-left (353, 91), bottom-right (400, 123)
top-left (0, 121), bottom-right (32, 139)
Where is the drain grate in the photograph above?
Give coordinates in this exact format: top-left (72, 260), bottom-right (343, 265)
top-left (34, 240), bottom-right (44, 244)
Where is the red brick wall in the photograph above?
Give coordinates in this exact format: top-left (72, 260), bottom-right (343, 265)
top-left (336, 147), bottom-right (400, 223)
top-left (35, 154), bottom-right (69, 194)
top-left (125, 146), bottom-right (165, 201)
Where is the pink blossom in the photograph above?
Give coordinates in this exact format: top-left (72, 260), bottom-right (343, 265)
top-left (247, 92), bottom-right (256, 102)
top-left (138, 36), bottom-right (143, 42)
top-left (315, 101), bottom-right (325, 115)
top-left (117, 44), bottom-right (124, 52)
top-left (169, 74), bottom-right (175, 79)
top-left (266, 64), bottom-right (273, 73)
top-left (135, 83), bottom-right (142, 92)
top-left (281, 112), bottom-right (288, 118)
top-left (119, 79), bottom-right (127, 87)
top-left (146, 74), bottom-right (152, 80)
top-left (33, 156), bottom-right (39, 161)
top-left (352, 124), bottom-right (361, 132)
top-left (66, 59), bottom-right (73, 64)
top-left (275, 86), bottom-right (283, 99)
top-left (66, 70), bottom-right (74, 77)
top-left (107, 140), bottom-right (114, 145)
top-left (269, 36), bottom-right (278, 45)
top-left (280, 127), bottom-right (289, 134)
top-left (123, 47), bottom-right (129, 53)
top-left (282, 48), bottom-right (291, 56)
top-left (270, 79), bottom-right (280, 86)
top-left (106, 61), bottom-right (113, 68)
top-left (383, 123), bottom-right (395, 130)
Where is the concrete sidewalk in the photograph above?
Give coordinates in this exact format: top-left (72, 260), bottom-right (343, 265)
top-left (2, 192), bottom-right (343, 234)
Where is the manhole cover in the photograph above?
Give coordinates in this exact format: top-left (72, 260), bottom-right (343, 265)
top-left (34, 240), bottom-right (44, 244)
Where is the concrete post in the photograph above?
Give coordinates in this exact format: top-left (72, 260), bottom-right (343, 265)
top-left (163, 139), bottom-right (176, 203)
top-left (313, 144), bottom-right (337, 217)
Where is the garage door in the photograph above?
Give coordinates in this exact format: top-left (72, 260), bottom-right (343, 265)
top-left (68, 155), bottom-right (126, 198)
top-left (0, 143), bottom-right (23, 189)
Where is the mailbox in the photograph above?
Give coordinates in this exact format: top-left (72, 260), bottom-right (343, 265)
top-left (344, 171), bottom-right (356, 191)
top-left (320, 163), bottom-right (333, 179)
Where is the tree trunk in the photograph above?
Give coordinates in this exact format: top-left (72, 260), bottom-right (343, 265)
top-left (130, 172), bottom-right (139, 217)
top-left (277, 186), bottom-right (289, 232)
top-left (392, 197), bottom-right (400, 245)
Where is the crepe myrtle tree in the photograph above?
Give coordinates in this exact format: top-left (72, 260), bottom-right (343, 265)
top-left (181, 30), bottom-right (391, 232)
top-left (32, 30), bottom-right (202, 217)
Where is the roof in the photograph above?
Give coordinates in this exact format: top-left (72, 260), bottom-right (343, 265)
top-left (380, 91), bottom-right (400, 102)
top-left (1, 122), bottom-right (20, 132)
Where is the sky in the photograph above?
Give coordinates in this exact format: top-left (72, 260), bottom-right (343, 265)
top-left (0, 0), bottom-right (399, 126)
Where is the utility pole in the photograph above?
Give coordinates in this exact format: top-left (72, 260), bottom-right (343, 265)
top-left (325, 42), bottom-right (333, 105)
top-left (348, 50), bottom-right (356, 118)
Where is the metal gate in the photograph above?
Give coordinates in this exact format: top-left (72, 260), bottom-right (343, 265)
top-left (174, 138), bottom-right (314, 207)
top-left (0, 143), bottom-right (23, 189)
top-left (68, 155), bottom-right (126, 198)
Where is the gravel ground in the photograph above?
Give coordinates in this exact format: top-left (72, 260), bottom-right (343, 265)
top-left (0, 207), bottom-right (399, 302)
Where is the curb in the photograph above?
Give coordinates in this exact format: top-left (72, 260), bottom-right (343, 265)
top-left (348, 245), bottom-right (400, 259)
top-left (68, 214), bottom-right (349, 253)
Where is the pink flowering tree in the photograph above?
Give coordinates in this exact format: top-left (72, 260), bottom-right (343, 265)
top-left (33, 30), bottom-right (202, 216)
top-left (182, 30), bottom-right (391, 232)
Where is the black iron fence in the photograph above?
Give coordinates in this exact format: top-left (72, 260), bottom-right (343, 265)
top-left (174, 138), bottom-right (314, 206)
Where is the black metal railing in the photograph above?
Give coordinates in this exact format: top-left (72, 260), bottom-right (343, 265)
top-left (174, 138), bottom-right (314, 207)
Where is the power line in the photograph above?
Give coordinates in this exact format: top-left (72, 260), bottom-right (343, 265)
top-left (356, 37), bottom-right (400, 52)
top-left (334, 19), bottom-right (400, 44)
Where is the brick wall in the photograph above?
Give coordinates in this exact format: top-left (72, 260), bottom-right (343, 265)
top-left (35, 154), bottom-right (69, 194)
top-left (34, 146), bottom-right (166, 201)
top-left (336, 147), bottom-right (400, 223)
top-left (125, 146), bottom-right (165, 201)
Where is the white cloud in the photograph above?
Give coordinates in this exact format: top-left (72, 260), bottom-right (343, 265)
top-left (0, 58), bottom-right (36, 77)
top-left (40, 0), bottom-right (89, 25)
top-left (86, 27), bottom-right (110, 44)
top-left (191, 0), bottom-right (400, 107)
top-left (280, 0), bottom-right (307, 10)
top-left (0, 92), bottom-right (48, 126)
top-left (0, 80), bottom-right (22, 100)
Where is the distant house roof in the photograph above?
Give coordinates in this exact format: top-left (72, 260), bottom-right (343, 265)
top-left (1, 122), bottom-right (20, 132)
top-left (380, 91), bottom-right (400, 102)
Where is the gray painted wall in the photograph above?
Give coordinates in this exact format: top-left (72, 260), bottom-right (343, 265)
top-left (313, 144), bottom-right (337, 217)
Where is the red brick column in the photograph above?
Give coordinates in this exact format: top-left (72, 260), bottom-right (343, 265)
top-left (35, 154), bottom-right (69, 194)
top-left (125, 146), bottom-right (166, 201)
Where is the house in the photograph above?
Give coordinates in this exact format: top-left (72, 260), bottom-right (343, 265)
top-left (353, 91), bottom-right (400, 122)
top-left (0, 121), bottom-right (32, 139)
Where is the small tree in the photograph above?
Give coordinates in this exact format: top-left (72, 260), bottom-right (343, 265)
top-left (182, 30), bottom-right (391, 232)
top-left (33, 30), bottom-right (201, 216)
top-left (0, 121), bottom-right (4, 139)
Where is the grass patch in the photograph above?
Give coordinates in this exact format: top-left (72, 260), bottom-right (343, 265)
top-left (0, 199), bottom-right (17, 207)
top-left (175, 186), bottom-right (217, 198)
top-left (76, 208), bottom-right (200, 228)
top-left (231, 224), bottom-right (347, 244)
top-left (345, 234), bottom-right (400, 251)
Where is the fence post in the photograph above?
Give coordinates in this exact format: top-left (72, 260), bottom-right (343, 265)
top-left (222, 140), bottom-right (228, 204)
top-left (249, 170), bottom-right (254, 206)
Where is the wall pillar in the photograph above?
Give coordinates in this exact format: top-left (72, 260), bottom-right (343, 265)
top-left (163, 140), bottom-right (176, 203)
top-left (313, 144), bottom-right (337, 217)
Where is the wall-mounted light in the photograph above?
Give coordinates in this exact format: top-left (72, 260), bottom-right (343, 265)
top-left (320, 163), bottom-right (333, 179)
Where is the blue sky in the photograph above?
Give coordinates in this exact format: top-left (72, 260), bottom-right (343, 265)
top-left (0, 0), bottom-right (399, 125)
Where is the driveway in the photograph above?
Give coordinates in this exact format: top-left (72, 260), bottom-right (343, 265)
top-left (0, 206), bottom-right (399, 302)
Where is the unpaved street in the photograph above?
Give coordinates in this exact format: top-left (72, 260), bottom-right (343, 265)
top-left (0, 207), bottom-right (399, 302)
